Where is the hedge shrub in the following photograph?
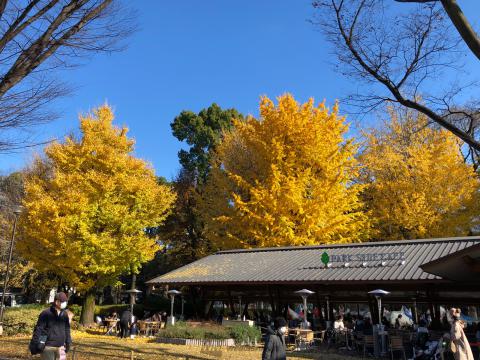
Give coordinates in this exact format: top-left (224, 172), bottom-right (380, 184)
top-left (160, 322), bottom-right (230, 340)
top-left (229, 324), bottom-right (262, 345)
top-left (3, 305), bottom-right (43, 336)
top-left (159, 322), bottom-right (262, 344)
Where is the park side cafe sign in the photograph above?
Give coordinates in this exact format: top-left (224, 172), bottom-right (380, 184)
top-left (321, 251), bottom-right (406, 265)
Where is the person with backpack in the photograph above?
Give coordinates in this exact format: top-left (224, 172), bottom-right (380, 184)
top-left (262, 317), bottom-right (287, 360)
top-left (30, 292), bottom-right (72, 359)
top-left (449, 308), bottom-right (474, 360)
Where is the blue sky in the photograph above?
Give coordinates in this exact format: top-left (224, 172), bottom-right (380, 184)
top-left (0, 0), bottom-right (478, 179)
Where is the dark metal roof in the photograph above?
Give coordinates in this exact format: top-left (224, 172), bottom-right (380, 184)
top-left (421, 242), bottom-right (480, 282)
top-left (146, 237), bottom-right (480, 285)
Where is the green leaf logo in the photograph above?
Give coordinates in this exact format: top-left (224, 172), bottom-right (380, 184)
top-left (321, 252), bottom-right (330, 266)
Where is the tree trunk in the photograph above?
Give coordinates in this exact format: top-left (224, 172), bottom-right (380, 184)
top-left (80, 288), bottom-right (96, 325)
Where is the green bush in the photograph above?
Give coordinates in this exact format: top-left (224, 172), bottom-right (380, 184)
top-left (159, 322), bottom-right (261, 344)
top-left (3, 304), bottom-right (43, 336)
top-left (229, 325), bottom-right (262, 345)
top-left (160, 322), bottom-right (230, 340)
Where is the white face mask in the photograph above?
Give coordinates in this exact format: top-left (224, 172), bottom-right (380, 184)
top-left (60, 301), bottom-right (67, 310)
top-left (279, 326), bottom-right (287, 334)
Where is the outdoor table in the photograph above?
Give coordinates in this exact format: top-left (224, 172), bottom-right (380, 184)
top-left (291, 328), bottom-right (314, 350)
top-left (104, 319), bottom-right (118, 335)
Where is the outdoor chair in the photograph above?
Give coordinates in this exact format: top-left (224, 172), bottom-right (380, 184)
top-left (363, 335), bottom-right (375, 359)
top-left (354, 332), bottom-right (364, 353)
top-left (147, 322), bottom-right (161, 336)
top-left (98, 320), bottom-right (107, 333)
top-left (295, 331), bottom-right (314, 351)
top-left (313, 330), bottom-right (325, 347)
top-left (389, 335), bottom-right (407, 360)
top-left (137, 321), bottom-right (147, 336)
top-left (335, 330), bottom-right (347, 348)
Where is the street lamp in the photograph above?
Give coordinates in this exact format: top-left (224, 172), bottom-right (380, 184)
top-left (0, 205), bottom-right (22, 336)
top-left (294, 289), bottom-right (314, 329)
top-left (167, 289), bottom-right (181, 326)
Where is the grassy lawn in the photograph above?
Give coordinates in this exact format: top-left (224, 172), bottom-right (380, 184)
top-left (0, 331), bottom-right (355, 360)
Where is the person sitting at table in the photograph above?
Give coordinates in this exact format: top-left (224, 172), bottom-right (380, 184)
top-left (152, 312), bottom-right (161, 322)
top-left (395, 314), bottom-right (404, 329)
top-left (417, 319), bottom-right (429, 334)
top-left (334, 315), bottom-right (345, 330)
top-left (363, 317), bottom-right (373, 335)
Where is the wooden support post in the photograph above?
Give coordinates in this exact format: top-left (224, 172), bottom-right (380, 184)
top-left (72, 347), bottom-right (76, 360)
top-left (268, 285), bottom-right (276, 316)
top-left (276, 286), bottom-right (283, 318)
top-left (130, 350), bottom-right (134, 360)
top-left (315, 289), bottom-right (323, 321)
top-left (227, 289), bottom-right (235, 316)
top-left (242, 301), bottom-right (249, 319)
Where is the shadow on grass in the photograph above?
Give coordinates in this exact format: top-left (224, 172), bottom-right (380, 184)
top-left (72, 339), bottom-right (213, 360)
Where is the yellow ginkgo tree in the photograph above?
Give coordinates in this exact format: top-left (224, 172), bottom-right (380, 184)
top-left (18, 105), bottom-right (176, 324)
top-left (360, 108), bottom-right (480, 240)
top-left (199, 94), bottom-right (371, 249)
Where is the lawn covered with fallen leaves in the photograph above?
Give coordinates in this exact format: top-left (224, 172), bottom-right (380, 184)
top-left (0, 330), bottom-right (354, 359)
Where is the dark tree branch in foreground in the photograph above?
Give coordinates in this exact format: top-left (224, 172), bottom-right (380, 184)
top-left (313, 0), bottom-right (480, 154)
top-left (395, 0), bottom-right (480, 61)
top-left (0, 1), bottom-right (135, 152)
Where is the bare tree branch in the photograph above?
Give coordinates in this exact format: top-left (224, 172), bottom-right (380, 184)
top-left (395, 0), bottom-right (480, 61)
top-left (0, 1), bottom-right (136, 152)
top-left (313, 0), bottom-right (480, 153)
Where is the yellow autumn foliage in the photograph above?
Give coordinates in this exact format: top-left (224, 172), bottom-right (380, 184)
top-left (360, 108), bottom-right (480, 240)
top-left (17, 105), bottom-right (176, 291)
top-left (199, 94), bottom-right (371, 249)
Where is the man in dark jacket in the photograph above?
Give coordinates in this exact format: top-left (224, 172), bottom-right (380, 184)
top-left (262, 317), bottom-right (287, 360)
top-left (33, 292), bottom-right (72, 359)
top-left (119, 309), bottom-right (132, 338)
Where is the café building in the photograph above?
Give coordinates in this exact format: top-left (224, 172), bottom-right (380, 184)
top-left (146, 236), bottom-right (480, 324)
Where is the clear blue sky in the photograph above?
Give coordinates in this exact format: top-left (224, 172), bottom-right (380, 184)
top-left (0, 0), bottom-right (478, 179)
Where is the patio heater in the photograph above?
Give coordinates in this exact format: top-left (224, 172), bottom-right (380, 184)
top-left (294, 289), bottom-right (314, 329)
top-left (167, 289), bottom-right (181, 326)
top-left (368, 289), bottom-right (390, 357)
top-left (125, 289), bottom-right (141, 320)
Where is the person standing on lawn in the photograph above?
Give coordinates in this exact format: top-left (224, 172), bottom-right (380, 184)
top-left (262, 317), bottom-right (287, 360)
top-left (119, 309), bottom-right (132, 338)
top-left (33, 292), bottom-right (72, 360)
